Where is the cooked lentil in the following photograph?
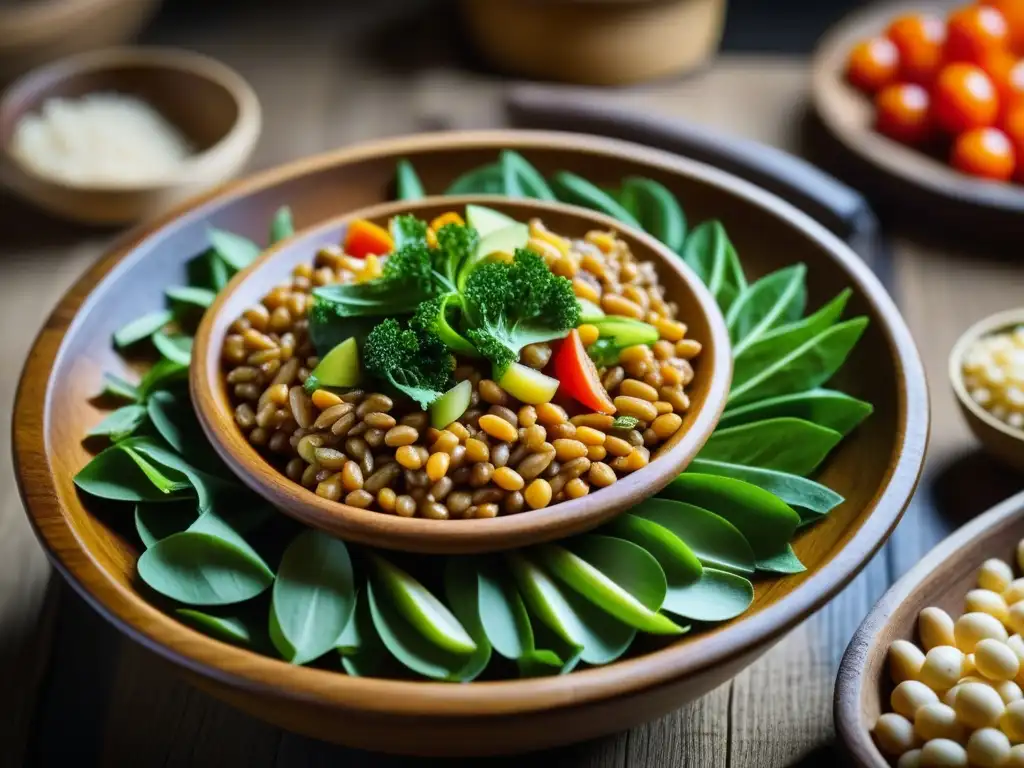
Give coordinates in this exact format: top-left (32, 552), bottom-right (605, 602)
top-left (222, 221), bottom-right (702, 517)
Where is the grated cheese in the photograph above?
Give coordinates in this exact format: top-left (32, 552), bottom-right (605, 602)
top-left (9, 92), bottom-right (193, 186)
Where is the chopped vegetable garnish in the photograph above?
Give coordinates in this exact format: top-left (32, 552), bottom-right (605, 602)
top-left (344, 219), bottom-right (394, 259)
top-left (553, 329), bottom-right (616, 414)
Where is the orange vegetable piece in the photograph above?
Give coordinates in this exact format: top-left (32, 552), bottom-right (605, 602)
top-left (344, 219), bottom-right (394, 259)
top-left (886, 13), bottom-right (946, 83)
top-left (980, 0), bottom-right (1024, 55)
top-left (950, 126), bottom-right (1016, 179)
top-left (981, 49), bottom-right (1024, 109)
top-left (875, 83), bottom-right (932, 143)
top-left (932, 63), bottom-right (1000, 133)
top-left (429, 211), bottom-right (465, 231)
top-left (945, 4), bottom-right (1010, 64)
top-left (846, 37), bottom-right (900, 92)
top-left (1001, 101), bottom-right (1024, 178)
top-left (552, 330), bottom-right (616, 415)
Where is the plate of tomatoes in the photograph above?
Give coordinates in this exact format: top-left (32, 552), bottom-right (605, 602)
top-left (813, 0), bottom-right (1024, 214)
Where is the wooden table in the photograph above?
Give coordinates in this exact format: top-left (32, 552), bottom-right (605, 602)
top-left (3, 2), bottom-right (1022, 766)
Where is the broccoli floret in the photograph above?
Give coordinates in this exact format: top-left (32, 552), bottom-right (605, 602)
top-left (391, 215), bottom-right (429, 248)
top-left (433, 223), bottom-right (479, 290)
top-left (363, 318), bottom-right (454, 409)
top-left (463, 248), bottom-right (580, 377)
top-left (411, 293), bottom-right (477, 357)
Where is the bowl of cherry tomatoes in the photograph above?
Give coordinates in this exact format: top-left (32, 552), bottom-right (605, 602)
top-left (813, 0), bottom-right (1024, 216)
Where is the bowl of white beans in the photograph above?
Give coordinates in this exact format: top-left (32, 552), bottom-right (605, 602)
top-left (836, 489), bottom-right (1024, 767)
top-left (950, 308), bottom-right (1024, 475)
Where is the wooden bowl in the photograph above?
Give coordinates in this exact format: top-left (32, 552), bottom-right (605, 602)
top-left (0, 47), bottom-right (261, 225)
top-left (0, 0), bottom-right (161, 83)
top-left (835, 490), bottom-right (1024, 768)
top-left (811, 0), bottom-right (1024, 219)
top-left (13, 130), bottom-right (928, 756)
top-left (458, 0), bottom-right (727, 86)
top-left (191, 195), bottom-right (732, 555)
top-left (949, 308), bottom-right (1024, 473)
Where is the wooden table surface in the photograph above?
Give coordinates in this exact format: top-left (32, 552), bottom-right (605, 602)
top-left (3, 2), bottom-right (1022, 766)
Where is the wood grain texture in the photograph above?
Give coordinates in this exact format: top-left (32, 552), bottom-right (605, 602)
top-left (192, 196), bottom-right (732, 554)
top-left (3, 1), bottom-right (1012, 763)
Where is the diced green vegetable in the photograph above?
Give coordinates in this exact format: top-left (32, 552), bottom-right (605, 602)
top-left (465, 204), bottom-right (518, 238)
top-left (577, 298), bottom-right (605, 322)
top-left (305, 337), bottom-right (360, 393)
top-left (590, 316), bottom-right (659, 348)
top-left (459, 223), bottom-right (529, 288)
top-left (430, 379), bottom-right (472, 429)
top-left (498, 362), bottom-right (559, 405)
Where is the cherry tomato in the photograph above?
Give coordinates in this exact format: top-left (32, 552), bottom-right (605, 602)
top-left (950, 126), bottom-right (1016, 178)
top-left (982, 49), bottom-right (1024, 109)
top-left (846, 37), bottom-right (900, 92)
top-left (886, 13), bottom-right (947, 83)
top-left (981, 0), bottom-right (1024, 55)
top-left (1001, 100), bottom-right (1024, 178)
top-left (551, 330), bottom-right (615, 414)
top-left (875, 83), bottom-right (933, 143)
top-left (932, 63), bottom-right (1000, 133)
top-left (946, 5), bottom-right (1010, 64)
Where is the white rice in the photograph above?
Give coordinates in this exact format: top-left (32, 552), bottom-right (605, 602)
top-left (10, 92), bottom-right (194, 186)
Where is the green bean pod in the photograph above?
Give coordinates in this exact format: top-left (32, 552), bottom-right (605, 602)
top-left (549, 172), bottom-right (642, 229)
top-left (501, 150), bottom-right (556, 200)
top-left (620, 177), bottom-right (687, 253)
top-left (499, 151), bottom-right (526, 198)
top-left (446, 164), bottom-right (503, 195)
top-left (395, 159), bottom-right (425, 200)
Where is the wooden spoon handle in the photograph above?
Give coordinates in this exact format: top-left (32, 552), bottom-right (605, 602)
top-left (504, 84), bottom-right (880, 257)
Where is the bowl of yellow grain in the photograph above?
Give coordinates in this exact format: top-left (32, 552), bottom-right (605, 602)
top-left (950, 308), bottom-right (1024, 473)
top-left (0, 46), bottom-right (261, 225)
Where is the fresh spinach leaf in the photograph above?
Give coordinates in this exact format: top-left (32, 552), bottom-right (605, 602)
top-left (499, 150), bottom-right (526, 197)
top-left (716, 388), bottom-right (873, 437)
top-left (698, 417), bottom-right (843, 476)
top-left (632, 499), bottom-right (756, 574)
top-left (87, 405), bottom-right (147, 442)
top-left (101, 373), bottom-right (141, 403)
top-left (477, 559), bottom-right (535, 660)
top-left (620, 177), bottom-right (687, 253)
top-left (269, 206), bottom-right (294, 244)
top-left (138, 359), bottom-right (189, 399)
top-left (444, 558), bottom-right (492, 681)
top-left (176, 608), bottom-right (257, 647)
top-left (152, 331), bottom-right (193, 367)
top-left (75, 443), bottom-right (192, 503)
top-left (662, 568), bottom-right (754, 623)
top-left (135, 502), bottom-right (197, 548)
top-left (340, 589), bottom-right (397, 678)
top-left (395, 160), bottom-right (425, 201)
top-left (728, 317), bottom-right (868, 407)
top-left (500, 151), bottom-right (556, 201)
top-left (165, 285), bottom-right (217, 310)
top-left (113, 310), bottom-right (174, 349)
top-left (681, 220), bottom-right (724, 288)
top-left (603, 515), bottom-right (702, 584)
top-left (688, 458), bottom-right (844, 515)
top-left (727, 265), bottom-right (806, 354)
top-left (209, 229), bottom-right (261, 271)
top-left (756, 544), bottom-right (807, 574)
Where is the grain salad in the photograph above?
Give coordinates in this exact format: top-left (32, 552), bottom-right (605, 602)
top-left (222, 205), bottom-right (701, 519)
top-left (963, 326), bottom-right (1024, 432)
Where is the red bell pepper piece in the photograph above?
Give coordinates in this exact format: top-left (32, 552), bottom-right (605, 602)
top-left (552, 329), bottom-right (616, 414)
top-left (344, 219), bottom-right (394, 259)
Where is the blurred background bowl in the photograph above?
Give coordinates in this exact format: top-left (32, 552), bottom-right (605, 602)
top-left (0, 46), bottom-right (261, 225)
top-left (459, 0), bottom-right (728, 86)
top-left (0, 0), bottom-right (162, 83)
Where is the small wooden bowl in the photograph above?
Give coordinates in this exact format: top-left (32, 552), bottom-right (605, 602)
top-left (949, 308), bottom-right (1024, 473)
top-left (192, 196), bottom-right (733, 554)
top-left (458, 0), bottom-right (727, 86)
top-left (835, 490), bottom-right (1024, 768)
top-left (0, 0), bottom-right (161, 82)
top-left (0, 47), bottom-right (261, 225)
top-left (14, 130), bottom-right (929, 755)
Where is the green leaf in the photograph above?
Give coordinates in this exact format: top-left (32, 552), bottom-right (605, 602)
top-left (369, 555), bottom-right (476, 655)
top-left (446, 164), bottom-right (502, 195)
top-left (176, 609), bottom-right (255, 646)
top-left (138, 358), bottom-right (189, 399)
top-left (537, 536), bottom-right (683, 635)
top-left (269, 206), bottom-right (294, 244)
top-left (733, 289), bottom-right (851, 385)
top-left (366, 579), bottom-right (472, 681)
top-left (603, 515), bottom-right (702, 584)
top-left (75, 443), bottom-right (190, 502)
top-left (699, 417), bottom-right (843, 476)
top-left (113, 310), bottom-right (173, 349)
top-left (661, 474), bottom-right (799, 560)
top-left (688, 458), bottom-right (844, 516)
top-left (444, 558), bottom-right (492, 681)
top-left (728, 317), bottom-right (869, 407)
top-left (716, 238), bottom-right (748, 314)
top-left (549, 171), bottom-right (642, 228)
top-left (500, 151), bottom-right (556, 201)
top-left (209, 228), bottom-right (261, 271)
top-left (633, 498), bottom-right (755, 574)
top-left (87, 405), bottom-right (147, 442)
top-left (727, 265), bottom-right (806, 354)
top-left (499, 150), bottom-right (526, 197)
top-left (681, 220), bottom-right (724, 287)
top-left (165, 285), bottom-right (217, 310)
top-left (152, 331), bottom-right (193, 367)
top-left (135, 502), bottom-right (197, 548)
top-left (756, 544), bottom-right (807, 574)
top-left (620, 177), bottom-right (687, 253)
top-left (340, 589), bottom-right (395, 677)
top-left (146, 391), bottom-right (223, 473)
top-left (507, 552), bottom-right (634, 666)
top-left (101, 373), bottom-right (140, 403)
top-left (611, 415), bottom-right (640, 430)
top-left (717, 388), bottom-right (873, 436)
top-left (137, 531), bottom-right (274, 606)
top-left (662, 568), bottom-right (754, 623)
top-left (188, 248), bottom-right (232, 292)
top-left (395, 159), bottom-right (425, 201)
top-left (120, 444), bottom-right (191, 494)
top-left (477, 560), bottom-right (535, 660)
top-left (270, 530), bottom-right (356, 665)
